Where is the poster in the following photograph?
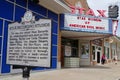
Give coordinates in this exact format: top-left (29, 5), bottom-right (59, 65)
top-left (65, 46), bottom-right (71, 57)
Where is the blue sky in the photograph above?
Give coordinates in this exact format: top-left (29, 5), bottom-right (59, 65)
top-left (87, 0), bottom-right (120, 36)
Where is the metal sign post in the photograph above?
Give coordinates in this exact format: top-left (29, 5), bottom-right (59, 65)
top-left (22, 67), bottom-right (31, 80)
top-left (6, 11), bottom-right (52, 79)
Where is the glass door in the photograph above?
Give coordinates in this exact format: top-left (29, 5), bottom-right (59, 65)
top-left (97, 51), bottom-right (101, 63)
top-left (96, 46), bottom-right (102, 64)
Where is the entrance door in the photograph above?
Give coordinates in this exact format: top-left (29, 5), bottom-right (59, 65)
top-left (93, 46), bottom-right (102, 64)
top-left (97, 51), bottom-right (100, 63)
top-left (96, 46), bottom-right (102, 64)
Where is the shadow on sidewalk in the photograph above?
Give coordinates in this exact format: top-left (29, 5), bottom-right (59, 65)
top-left (80, 65), bottom-right (111, 69)
top-left (63, 65), bottom-right (111, 69)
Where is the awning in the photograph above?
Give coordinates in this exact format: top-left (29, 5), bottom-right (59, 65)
top-left (61, 30), bottom-right (112, 40)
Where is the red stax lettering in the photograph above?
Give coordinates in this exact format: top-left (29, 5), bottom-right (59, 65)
top-left (77, 8), bottom-right (85, 14)
top-left (70, 6), bottom-right (106, 17)
top-left (86, 9), bottom-right (95, 16)
top-left (97, 10), bottom-right (106, 17)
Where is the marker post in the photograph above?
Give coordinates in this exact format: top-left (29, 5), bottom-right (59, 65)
top-left (22, 66), bottom-right (31, 80)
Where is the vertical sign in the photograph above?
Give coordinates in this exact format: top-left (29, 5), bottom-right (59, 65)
top-left (7, 11), bottom-right (52, 67)
top-left (112, 20), bottom-right (118, 35)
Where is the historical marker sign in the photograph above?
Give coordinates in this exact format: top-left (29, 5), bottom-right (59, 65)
top-left (7, 11), bottom-right (52, 67)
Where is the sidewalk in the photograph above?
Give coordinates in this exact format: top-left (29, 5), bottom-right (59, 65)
top-left (0, 62), bottom-right (120, 80)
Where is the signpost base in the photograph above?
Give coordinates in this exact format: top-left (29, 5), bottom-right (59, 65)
top-left (23, 78), bottom-right (29, 80)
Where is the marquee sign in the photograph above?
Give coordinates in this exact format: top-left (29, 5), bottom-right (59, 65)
top-left (7, 11), bottom-right (52, 67)
top-left (63, 14), bottom-right (111, 33)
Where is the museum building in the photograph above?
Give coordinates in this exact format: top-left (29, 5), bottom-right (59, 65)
top-left (0, 0), bottom-right (120, 75)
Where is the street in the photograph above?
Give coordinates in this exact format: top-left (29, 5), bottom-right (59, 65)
top-left (0, 62), bottom-right (120, 80)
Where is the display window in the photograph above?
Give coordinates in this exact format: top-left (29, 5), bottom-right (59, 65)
top-left (81, 43), bottom-right (89, 58)
top-left (104, 47), bottom-right (110, 59)
top-left (62, 38), bottom-right (78, 57)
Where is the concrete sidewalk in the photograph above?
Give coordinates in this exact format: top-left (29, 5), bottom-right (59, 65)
top-left (0, 62), bottom-right (120, 80)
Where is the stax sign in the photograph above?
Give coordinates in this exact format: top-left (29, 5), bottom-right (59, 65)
top-left (70, 6), bottom-right (106, 17)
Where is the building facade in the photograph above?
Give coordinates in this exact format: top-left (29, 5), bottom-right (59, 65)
top-left (0, 0), bottom-right (59, 74)
top-left (59, 13), bottom-right (116, 67)
top-left (0, 0), bottom-right (119, 75)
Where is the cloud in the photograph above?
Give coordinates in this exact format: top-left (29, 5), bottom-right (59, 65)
top-left (87, 0), bottom-right (120, 18)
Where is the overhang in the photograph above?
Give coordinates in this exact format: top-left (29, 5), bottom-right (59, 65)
top-left (39, 0), bottom-right (71, 14)
top-left (38, 0), bottom-right (89, 14)
top-left (61, 30), bottom-right (112, 41)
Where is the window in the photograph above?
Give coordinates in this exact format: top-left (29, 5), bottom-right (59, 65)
top-left (104, 47), bottom-right (110, 59)
top-left (71, 47), bottom-right (78, 57)
top-left (81, 43), bottom-right (89, 58)
top-left (107, 48), bottom-right (109, 59)
top-left (92, 46), bottom-right (95, 60)
top-left (62, 38), bottom-right (78, 57)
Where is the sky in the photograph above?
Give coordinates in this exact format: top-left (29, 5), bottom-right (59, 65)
top-left (87, 0), bottom-right (120, 37)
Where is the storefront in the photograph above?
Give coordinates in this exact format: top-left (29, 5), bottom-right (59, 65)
top-left (109, 36), bottom-right (120, 61)
top-left (117, 38), bottom-right (120, 60)
top-left (60, 13), bottom-right (114, 67)
top-left (0, 0), bottom-right (119, 75)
